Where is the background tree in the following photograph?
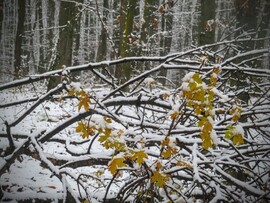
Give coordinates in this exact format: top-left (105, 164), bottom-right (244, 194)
top-left (115, 0), bottom-right (139, 85)
top-left (96, 0), bottom-right (109, 62)
top-left (1, 0), bottom-right (269, 86)
top-left (140, 0), bottom-right (159, 55)
top-left (198, 0), bottom-right (215, 46)
top-left (14, 0), bottom-right (26, 78)
top-left (159, 0), bottom-right (174, 84)
top-left (47, 1), bottom-right (81, 90)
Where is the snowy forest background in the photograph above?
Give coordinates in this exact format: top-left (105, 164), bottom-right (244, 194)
top-left (1, 0), bottom-right (269, 83)
top-left (0, 0), bottom-right (270, 203)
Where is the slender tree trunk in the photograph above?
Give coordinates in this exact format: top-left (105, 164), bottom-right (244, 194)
top-left (159, 2), bottom-right (174, 85)
top-left (137, 0), bottom-right (159, 77)
top-left (0, 0), bottom-right (3, 40)
top-left (115, 0), bottom-right (138, 86)
top-left (160, 12), bottom-right (173, 56)
top-left (96, 0), bottom-right (109, 62)
top-left (140, 0), bottom-right (159, 55)
top-left (47, 1), bottom-right (77, 90)
top-left (233, 0), bottom-right (258, 112)
top-left (198, 0), bottom-right (215, 46)
top-left (255, 0), bottom-right (270, 69)
top-left (14, 0), bottom-right (26, 78)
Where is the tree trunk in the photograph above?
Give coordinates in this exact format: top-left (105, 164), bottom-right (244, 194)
top-left (47, 1), bottom-right (77, 90)
top-left (115, 0), bottom-right (138, 87)
top-left (233, 0), bottom-right (259, 114)
top-left (14, 0), bottom-right (26, 79)
top-left (140, 0), bottom-right (159, 49)
top-left (159, 2), bottom-right (174, 85)
top-left (96, 0), bottom-right (109, 62)
top-left (198, 0), bottom-right (215, 46)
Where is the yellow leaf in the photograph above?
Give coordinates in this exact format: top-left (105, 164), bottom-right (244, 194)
top-left (78, 96), bottom-right (90, 111)
top-left (103, 139), bottom-right (114, 149)
top-left (170, 111), bottom-right (179, 120)
top-left (88, 126), bottom-right (96, 135)
top-left (75, 122), bottom-right (95, 139)
top-left (232, 114), bottom-right (240, 122)
top-left (189, 82), bottom-right (197, 91)
top-left (131, 150), bottom-right (148, 165)
top-left (227, 125), bottom-right (235, 131)
top-left (192, 73), bottom-right (202, 84)
top-left (202, 138), bottom-right (212, 150)
top-left (151, 170), bottom-right (169, 188)
top-left (163, 93), bottom-right (170, 100)
top-left (76, 89), bottom-right (87, 97)
top-left (225, 131), bottom-right (233, 140)
top-left (96, 169), bottom-right (104, 177)
top-left (81, 199), bottom-right (89, 203)
top-left (108, 157), bottom-right (126, 174)
top-left (98, 134), bottom-right (109, 143)
top-left (232, 134), bottom-right (244, 145)
top-left (198, 117), bottom-right (207, 127)
top-left (76, 121), bottom-right (85, 132)
top-left (230, 108), bottom-right (236, 115)
top-left (68, 88), bottom-right (75, 96)
top-left (161, 149), bottom-right (171, 159)
top-left (113, 141), bottom-right (126, 152)
top-left (161, 146), bottom-right (176, 159)
top-left (104, 128), bottom-right (112, 137)
top-left (187, 100), bottom-right (193, 107)
top-left (194, 107), bottom-right (201, 115)
top-left (210, 75), bottom-right (217, 85)
top-left (161, 137), bottom-right (170, 147)
top-left (76, 122), bottom-right (88, 138)
top-left (176, 161), bottom-right (192, 169)
top-left (212, 66), bottom-right (221, 74)
top-left (193, 89), bottom-right (205, 101)
top-left (104, 116), bottom-right (112, 123)
top-left (202, 120), bottom-right (212, 133)
top-left (156, 161), bottom-right (162, 170)
top-left (208, 90), bottom-right (215, 101)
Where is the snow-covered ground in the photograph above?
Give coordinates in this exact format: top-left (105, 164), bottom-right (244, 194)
top-left (0, 82), bottom-right (88, 202)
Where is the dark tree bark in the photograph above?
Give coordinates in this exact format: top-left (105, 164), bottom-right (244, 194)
top-left (0, 0), bottom-right (3, 40)
top-left (115, 0), bottom-right (138, 86)
top-left (47, 1), bottom-right (78, 90)
top-left (14, 0), bottom-right (26, 78)
top-left (159, 1), bottom-right (174, 85)
top-left (96, 0), bottom-right (109, 62)
top-left (198, 0), bottom-right (215, 46)
top-left (140, 0), bottom-right (159, 50)
top-left (232, 0), bottom-right (259, 112)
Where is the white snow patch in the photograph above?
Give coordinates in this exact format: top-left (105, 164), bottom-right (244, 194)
top-left (210, 130), bottom-right (218, 145)
top-left (233, 124), bottom-right (244, 135)
top-left (192, 143), bottom-right (203, 183)
top-left (182, 72), bottom-right (195, 82)
top-left (181, 82), bottom-right (190, 91)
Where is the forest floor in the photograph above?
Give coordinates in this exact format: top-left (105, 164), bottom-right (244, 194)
top-left (0, 82), bottom-right (106, 202)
